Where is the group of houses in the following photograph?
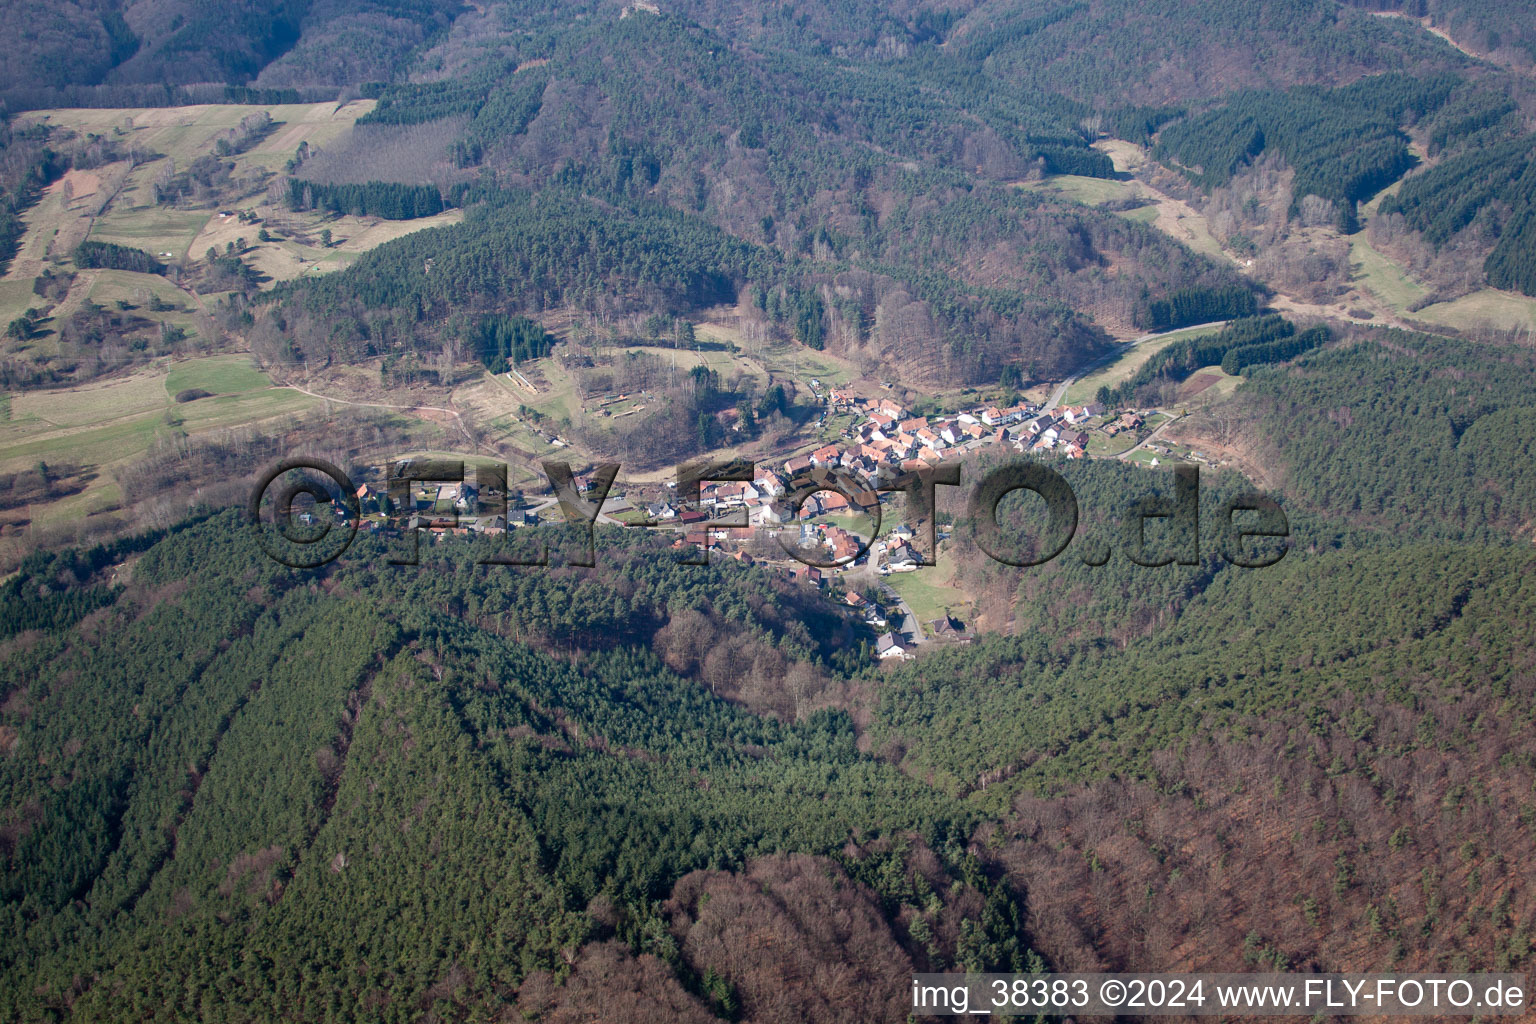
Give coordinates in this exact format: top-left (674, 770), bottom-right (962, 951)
top-left (815, 393), bottom-right (1113, 471)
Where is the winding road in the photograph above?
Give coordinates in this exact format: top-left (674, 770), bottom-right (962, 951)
top-left (1045, 320), bottom-right (1229, 411)
top-left (1043, 321), bottom-right (1227, 462)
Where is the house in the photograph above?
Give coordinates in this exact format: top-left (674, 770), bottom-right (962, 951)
top-left (886, 542), bottom-right (920, 570)
top-left (472, 514), bottom-right (507, 534)
top-left (752, 502), bottom-right (788, 526)
top-left (811, 444), bottom-right (842, 466)
top-left (679, 510), bottom-right (708, 525)
top-left (819, 491), bottom-right (852, 514)
top-left (828, 532), bottom-right (862, 563)
top-left (789, 564), bottom-right (824, 587)
top-left (710, 481), bottom-right (756, 506)
top-left (355, 482), bottom-right (382, 513)
top-left (754, 471), bottom-right (787, 497)
top-left (928, 615), bottom-right (964, 639)
top-left (784, 455), bottom-right (813, 475)
top-left (988, 404), bottom-right (1030, 425)
top-left (844, 454), bottom-right (879, 480)
top-left (899, 416), bottom-right (929, 434)
top-left (1084, 402), bottom-right (1106, 418)
top-left (876, 632), bottom-right (908, 659)
top-left (1118, 412), bottom-right (1145, 430)
top-left (648, 501), bottom-right (678, 520)
top-left (876, 399), bottom-right (907, 419)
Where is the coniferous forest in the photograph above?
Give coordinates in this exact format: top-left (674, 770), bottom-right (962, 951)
top-left (4, 0), bottom-right (1536, 1020)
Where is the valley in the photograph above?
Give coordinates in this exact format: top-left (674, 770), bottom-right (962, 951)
top-left (3, 3), bottom-right (1536, 1021)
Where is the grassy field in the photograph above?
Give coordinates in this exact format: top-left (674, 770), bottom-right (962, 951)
top-left (886, 570), bottom-right (972, 630)
top-left (1350, 236), bottom-right (1536, 332)
top-left (801, 511), bottom-right (878, 537)
top-left (513, 357), bottom-right (585, 422)
top-left (203, 207), bottom-right (462, 286)
top-left (1117, 204), bottom-right (1160, 225)
top-left (1350, 178), bottom-right (1536, 332)
top-left (614, 344), bottom-right (769, 386)
top-left (0, 280), bottom-right (39, 332)
top-left (165, 356), bottom-right (273, 396)
top-left (1125, 448), bottom-right (1183, 466)
top-left (1086, 430), bottom-right (1139, 457)
top-left (84, 269), bottom-right (194, 313)
top-left (1350, 236), bottom-right (1428, 311)
top-left (1177, 365), bottom-right (1243, 405)
top-left (1017, 171), bottom-right (1168, 225)
top-left (89, 208), bottom-right (212, 261)
top-left (753, 340), bottom-right (858, 387)
top-left (18, 100), bottom-right (384, 268)
top-left (1064, 323), bottom-right (1223, 405)
top-left (1017, 174), bottom-right (1140, 206)
top-left (0, 355), bottom-right (320, 522)
top-left (1413, 289), bottom-right (1536, 332)
top-left (29, 101), bottom-right (373, 175)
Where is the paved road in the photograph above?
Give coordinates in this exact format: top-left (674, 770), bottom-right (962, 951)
top-left (844, 542), bottom-right (924, 645)
top-left (1045, 321), bottom-right (1229, 410)
top-left (1114, 413), bottom-right (1182, 460)
top-left (879, 582), bottom-right (924, 645)
top-left (521, 494), bottom-right (625, 526)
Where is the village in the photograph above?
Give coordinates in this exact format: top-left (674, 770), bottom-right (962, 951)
top-left (292, 382), bottom-right (1194, 662)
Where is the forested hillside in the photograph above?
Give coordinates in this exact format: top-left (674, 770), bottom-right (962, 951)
top-left (0, 520), bottom-right (1027, 1021)
top-left (0, 0), bottom-right (463, 106)
top-left (5, 354), bottom-right (1536, 1017)
top-left (1342, 0), bottom-right (1536, 70)
top-left (5, 1), bottom-right (1536, 1018)
top-left (261, 10), bottom-right (1266, 387)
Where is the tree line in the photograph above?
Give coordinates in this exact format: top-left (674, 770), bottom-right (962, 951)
top-left (285, 178), bottom-right (447, 220)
